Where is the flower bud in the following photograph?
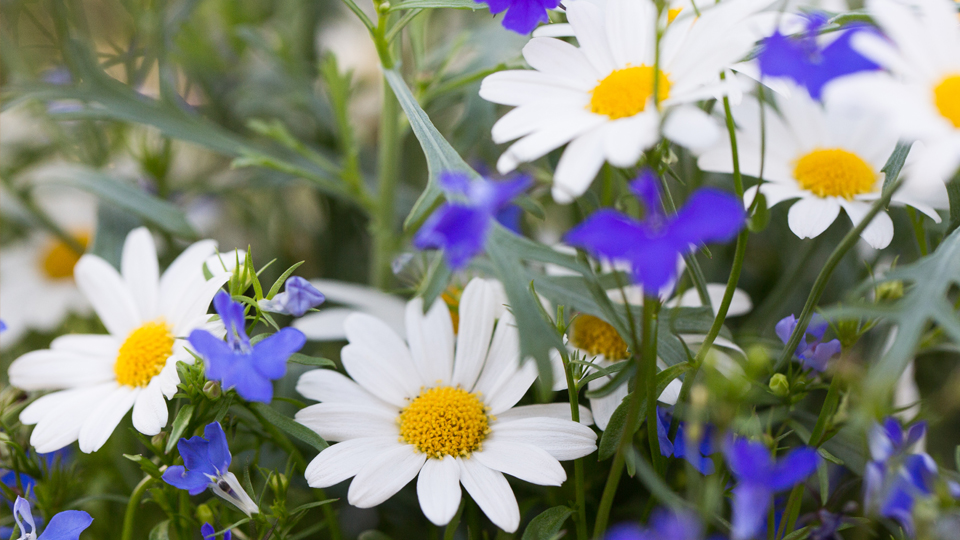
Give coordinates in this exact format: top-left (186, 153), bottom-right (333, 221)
top-left (269, 472), bottom-right (288, 495)
top-left (203, 380), bottom-right (222, 400)
top-left (769, 373), bottom-right (790, 397)
top-left (875, 280), bottom-right (904, 301)
top-left (196, 504), bottom-right (214, 526)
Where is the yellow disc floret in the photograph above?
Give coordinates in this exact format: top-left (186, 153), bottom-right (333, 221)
top-left (398, 386), bottom-right (490, 458)
top-left (570, 314), bottom-right (629, 360)
top-left (40, 233), bottom-right (90, 279)
top-left (590, 66), bottom-right (671, 120)
top-left (793, 148), bottom-right (877, 199)
top-left (115, 320), bottom-right (175, 388)
top-left (934, 74), bottom-right (960, 128)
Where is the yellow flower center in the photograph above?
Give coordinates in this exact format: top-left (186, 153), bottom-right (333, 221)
top-left (793, 148), bottom-right (877, 199)
top-left (115, 320), bottom-right (175, 388)
top-left (398, 386), bottom-right (490, 458)
top-left (667, 7), bottom-right (683, 22)
top-left (441, 285), bottom-right (463, 334)
top-left (570, 314), bottom-right (629, 360)
top-left (934, 74), bottom-right (960, 128)
top-left (590, 66), bottom-right (671, 120)
top-left (39, 233), bottom-right (90, 279)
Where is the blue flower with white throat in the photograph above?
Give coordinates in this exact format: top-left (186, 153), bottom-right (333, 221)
top-left (189, 291), bottom-right (306, 403)
top-left (413, 171), bottom-right (531, 271)
top-left (11, 496), bottom-right (92, 540)
top-left (258, 276), bottom-right (325, 318)
top-left (161, 422), bottom-right (259, 516)
top-left (775, 314), bottom-right (841, 373)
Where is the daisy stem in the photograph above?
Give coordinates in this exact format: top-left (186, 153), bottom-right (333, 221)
top-left (121, 476), bottom-right (157, 540)
top-left (443, 499), bottom-right (465, 540)
top-left (561, 349), bottom-right (588, 540)
top-left (371, 7), bottom-right (400, 289)
top-left (642, 295), bottom-right (663, 477)
top-left (907, 207), bottom-right (928, 256)
top-left (773, 177), bottom-right (905, 373)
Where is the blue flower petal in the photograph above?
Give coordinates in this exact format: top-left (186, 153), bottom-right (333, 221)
top-left (202, 523), bottom-right (216, 540)
top-left (667, 188), bottom-right (746, 247)
top-left (775, 315), bottom-right (797, 346)
top-left (414, 204), bottom-right (490, 270)
top-left (214, 292), bottom-right (249, 351)
top-left (203, 422), bottom-right (232, 473)
top-left (263, 277), bottom-right (326, 317)
top-left (565, 209), bottom-right (645, 262)
top-left (252, 328), bottom-right (306, 381)
top-left (161, 465), bottom-right (211, 495)
top-left (725, 438), bottom-right (773, 483)
top-left (37, 511), bottom-right (93, 540)
top-left (189, 330), bottom-right (235, 382)
top-left (768, 447), bottom-right (819, 491)
top-left (731, 483), bottom-right (773, 540)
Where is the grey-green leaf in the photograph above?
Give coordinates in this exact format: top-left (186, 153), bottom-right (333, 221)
top-left (521, 506), bottom-right (574, 540)
top-left (252, 403), bottom-right (329, 452)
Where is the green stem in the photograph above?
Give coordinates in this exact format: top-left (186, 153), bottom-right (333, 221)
top-left (773, 178), bottom-right (905, 371)
top-left (121, 476), bottom-right (156, 540)
top-left (907, 207), bottom-right (928, 256)
top-left (562, 350), bottom-right (588, 540)
top-left (443, 499), bottom-right (465, 540)
top-left (643, 296), bottom-right (663, 475)
top-left (371, 78), bottom-right (401, 289)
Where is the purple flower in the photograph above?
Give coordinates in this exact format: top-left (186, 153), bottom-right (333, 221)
top-left (605, 508), bottom-right (706, 540)
top-left (478, 0), bottom-right (559, 34)
top-left (189, 291), bottom-right (306, 403)
top-left (724, 438), bottom-right (819, 540)
top-left (413, 171), bottom-right (531, 271)
top-left (259, 277), bottom-right (325, 318)
top-left (201, 523), bottom-right (231, 540)
top-left (775, 314), bottom-right (841, 372)
top-left (162, 422), bottom-right (259, 516)
top-left (758, 14), bottom-right (880, 100)
top-left (11, 496), bottom-right (92, 540)
top-left (565, 170), bottom-right (745, 294)
top-left (656, 407), bottom-right (717, 475)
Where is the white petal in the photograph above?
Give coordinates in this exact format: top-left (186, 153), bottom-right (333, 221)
top-left (307, 279), bottom-right (407, 336)
top-left (841, 200), bottom-right (894, 249)
top-left (158, 240), bottom-right (218, 317)
top-left (787, 197), bottom-right (841, 240)
top-left (168, 275), bottom-right (230, 335)
top-left (663, 105), bottom-right (722, 152)
top-left (417, 456), bottom-right (462, 526)
top-left (295, 402), bottom-right (398, 442)
top-left (490, 417), bottom-right (597, 460)
top-left (131, 379), bottom-right (169, 436)
top-left (305, 437), bottom-right (404, 488)
top-left (531, 23), bottom-right (573, 38)
top-left (603, 113), bottom-right (660, 168)
top-left (480, 71), bottom-right (589, 107)
top-left (348, 445), bottom-right (426, 507)
top-left (587, 374), bottom-right (629, 431)
top-left (451, 279), bottom-right (497, 390)
top-left (521, 37), bottom-right (599, 90)
top-left (566, 0), bottom-right (616, 74)
top-left (493, 403), bottom-right (594, 426)
top-left (473, 312), bottom-right (531, 413)
top-left (458, 458), bottom-right (520, 533)
top-left (121, 227), bottom-right (160, 320)
top-left (293, 308), bottom-right (353, 341)
top-left (74, 255), bottom-right (140, 337)
top-left (406, 297), bottom-right (455, 387)
top-left (473, 440), bottom-right (566, 486)
top-left (496, 111), bottom-right (606, 172)
top-left (553, 129), bottom-right (606, 204)
top-left (78, 385), bottom-right (138, 453)
top-left (50, 334), bottom-right (119, 356)
top-left (296, 369), bottom-right (398, 416)
top-left (24, 384), bottom-right (115, 453)
top-left (9, 349), bottom-right (116, 390)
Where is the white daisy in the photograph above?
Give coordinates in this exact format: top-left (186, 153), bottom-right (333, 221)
top-left (8, 227), bottom-right (230, 453)
top-left (480, 0), bottom-right (775, 203)
top-left (833, 0), bottom-right (960, 185)
top-left (0, 186), bottom-right (96, 348)
top-left (698, 83), bottom-right (948, 249)
top-left (295, 278), bottom-right (597, 532)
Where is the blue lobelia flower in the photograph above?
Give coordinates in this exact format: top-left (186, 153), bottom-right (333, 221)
top-left (189, 291), bottom-right (306, 403)
top-left (775, 314), bottom-right (842, 373)
top-left (413, 171), bottom-right (531, 271)
top-left (162, 422), bottom-right (259, 516)
top-left (478, 0), bottom-right (559, 34)
top-left (758, 13), bottom-right (880, 100)
top-left (259, 276), bottom-right (325, 318)
top-left (724, 438), bottom-right (819, 540)
top-left (863, 417), bottom-right (936, 537)
top-left (604, 507), bottom-right (707, 540)
top-left (11, 496), bottom-right (92, 540)
top-left (656, 407), bottom-right (718, 475)
top-left (565, 170), bottom-right (745, 295)
top-left (201, 523), bottom-right (231, 540)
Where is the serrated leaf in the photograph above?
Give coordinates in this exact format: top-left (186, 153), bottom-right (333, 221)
top-left (288, 354), bottom-right (336, 368)
top-left (90, 202), bottom-right (142, 270)
top-left (880, 141), bottom-right (913, 191)
top-left (383, 69), bottom-right (480, 230)
top-left (252, 403), bottom-right (328, 452)
top-left (166, 404), bottom-right (195, 453)
top-left (521, 506), bottom-right (574, 540)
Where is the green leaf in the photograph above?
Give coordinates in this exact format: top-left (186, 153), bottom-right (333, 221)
top-left (290, 498), bottom-right (338, 515)
top-left (123, 454), bottom-right (163, 479)
top-left (251, 403), bottom-right (329, 452)
top-left (149, 520), bottom-right (171, 540)
top-left (267, 261), bottom-right (306, 299)
top-left (747, 192), bottom-right (769, 233)
top-left (388, 0), bottom-right (486, 10)
top-left (417, 253), bottom-right (453, 310)
top-left (521, 506), bottom-right (574, 540)
top-left (358, 532), bottom-right (394, 540)
top-left (42, 169), bottom-right (194, 238)
top-left (947, 174), bottom-right (960, 235)
top-left (880, 141), bottom-right (913, 192)
top-left (288, 354), bottom-right (336, 368)
top-left (383, 69), bottom-right (480, 230)
top-left (90, 202), bottom-right (142, 270)
top-left (166, 404), bottom-right (195, 453)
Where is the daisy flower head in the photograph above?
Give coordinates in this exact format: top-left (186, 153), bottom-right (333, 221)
top-left (698, 83), bottom-right (949, 249)
top-left (480, 0), bottom-right (775, 203)
top-left (833, 0), bottom-right (960, 184)
top-left (295, 278), bottom-right (597, 532)
top-left (8, 227), bottom-right (231, 453)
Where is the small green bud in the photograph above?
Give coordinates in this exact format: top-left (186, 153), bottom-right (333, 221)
top-left (196, 504), bottom-right (214, 526)
top-left (746, 344), bottom-right (771, 373)
top-left (269, 472), bottom-right (288, 495)
top-left (378, 1), bottom-right (392, 12)
top-left (203, 380), bottom-right (222, 400)
top-left (876, 280), bottom-right (904, 301)
top-left (835, 319), bottom-right (861, 349)
top-left (769, 373), bottom-right (790, 397)
top-left (151, 431), bottom-right (167, 448)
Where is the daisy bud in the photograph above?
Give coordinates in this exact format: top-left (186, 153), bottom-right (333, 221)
top-left (769, 373), bottom-right (790, 397)
top-left (203, 380), bottom-right (223, 400)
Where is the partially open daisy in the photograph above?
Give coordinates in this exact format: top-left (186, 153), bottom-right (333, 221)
top-left (698, 83), bottom-right (948, 248)
top-left (835, 0), bottom-right (960, 185)
top-left (295, 278), bottom-right (597, 532)
top-left (479, 0), bottom-right (773, 203)
top-left (9, 227), bottom-right (230, 453)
